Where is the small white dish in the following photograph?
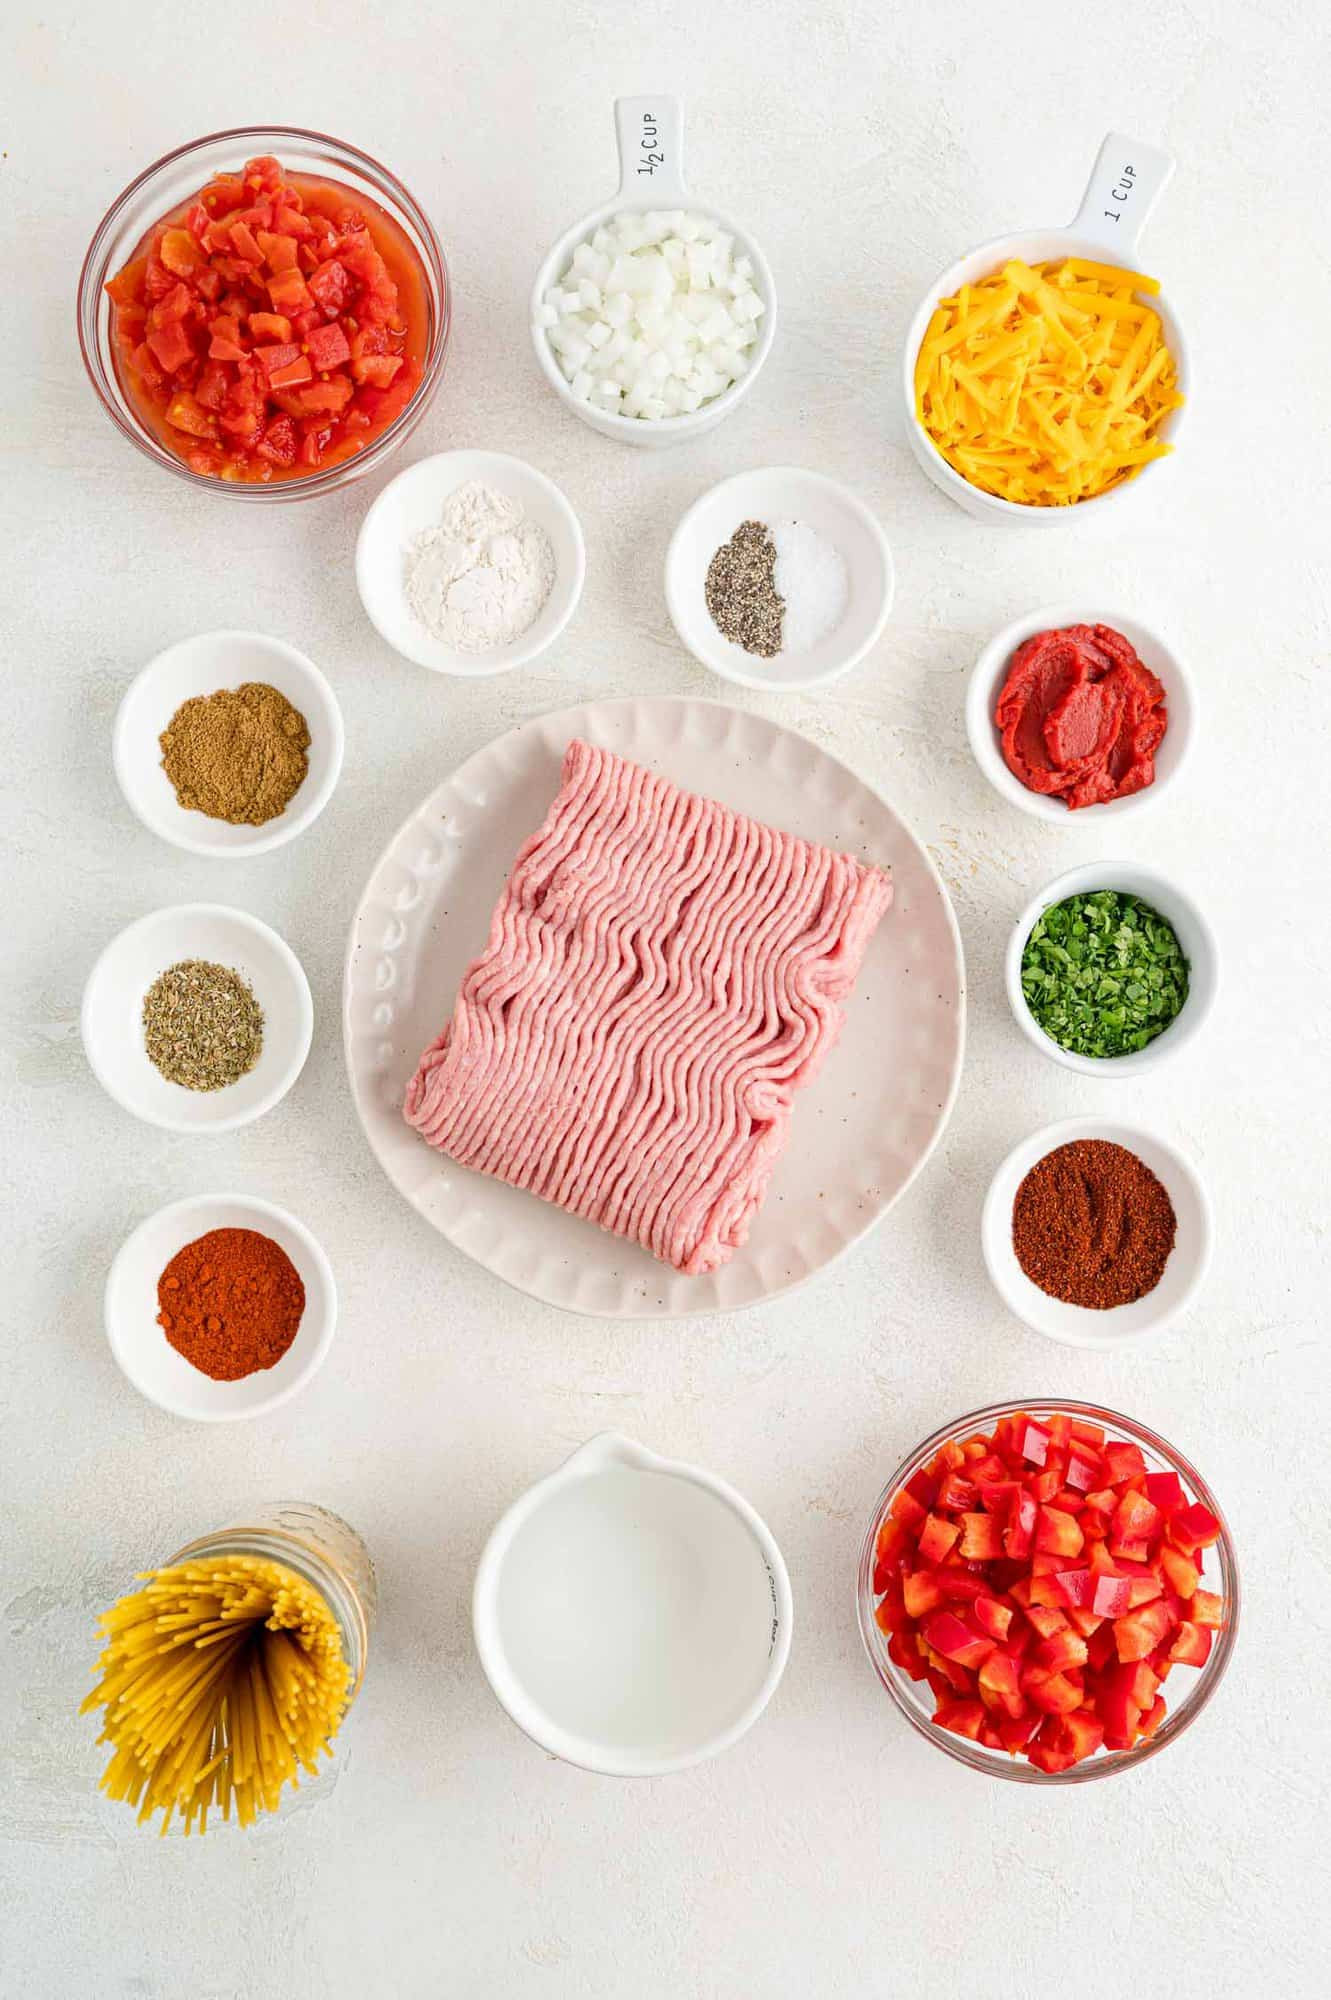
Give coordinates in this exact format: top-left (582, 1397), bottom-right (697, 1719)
top-left (1006, 861), bottom-right (1217, 1076)
top-left (902, 132), bottom-right (1187, 525)
top-left (665, 468), bottom-right (894, 693)
top-left (530, 96), bottom-right (777, 449)
top-left (966, 605), bottom-right (1195, 823)
top-left (473, 1432), bottom-right (793, 1775)
top-left (82, 903), bottom-right (313, 1133)
top-left (105, 1192), bottom-right (337, 1420)
top-left (113, 630), bottom-right (344, 857)
top-left (355, 449), bottom-right (585, 676)
top-left (981, 1117), bottom-right (1212, 1347)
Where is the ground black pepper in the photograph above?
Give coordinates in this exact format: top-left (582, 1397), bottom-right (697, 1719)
top-left (1012, 1139), bottom-right (1176, 1309)
top-left (704, 519), bottom-right (784, 656)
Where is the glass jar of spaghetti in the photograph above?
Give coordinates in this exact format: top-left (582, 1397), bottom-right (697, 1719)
top-left (169, 1500), bottom-right (378, 1698)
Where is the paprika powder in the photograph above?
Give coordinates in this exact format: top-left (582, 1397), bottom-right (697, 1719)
top-left (1012, 1140), bottom-right (1176, 1309)
top-left (156, 1227), bottom-right (305, 1381)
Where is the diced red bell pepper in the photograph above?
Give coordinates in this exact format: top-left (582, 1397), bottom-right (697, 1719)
top-left (890, 1486), bottom-right (928, 1532)
top-left (1167, 1620), bottom-right (1212, 1668)
top-left (1022, 1667), bottom-right (1083, 1715)
top-left (1145, 1470), bottom-right (1184, 1513)
top-left (1170, 1502), bottom-right (1221, 1549)
top-left (1028, 1708), bottom-right (1105, 1772)
top-left (1189, 1589), bottom-right (1224, 1630)
top-left (903, 1571), bottom-right (945, 1620)
top-left (935, 1570), bottom-right (988, 1602)
top-left (1114, 1599), bottom-right (1175, 1663)
top-left (978, 1649), bottom-right (1025, 1718)
top-left (1004, 1489), bottom-right (1037, 1560)
top-left (916, 1514), bottom-right (960, 1565)
top-left (1138, 1693), bottom-right (1167, 1738)
top-left (923, 1612), bottom-right (993, 1672)
top-left (1065, 1444), bottom-right (1105, 1493)
top-left (935, 1699), bottom-right (986, 1741)
top-left (1112, 1489), bottom-right (1162, 1547)
top-left (972, 1595), bottom-right (1014, 1643)
top-left (1091, 1574), bottom-right (1133, 1619)
top-left (1103, 1441), bottom-right (1148, 1483)
top-left (1035, 1506), bottom-right (1085, 1559)
top-left (1160, 1545), bottom-right (1200, 1598)
top-left (936, 1472), bottom-right (978, 1514)
top-left (1035, 1629), bottom-right (1089, 1674)
top-left (997, 1707), bottom-right (1042, 1752)
top-left (959, 1511), bottom-right (1005, 1561)
top-left (1019, 1421), bottom-right (1051, 1465)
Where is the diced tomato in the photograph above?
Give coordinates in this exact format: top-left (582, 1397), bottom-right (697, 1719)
top-left (103, 152), bottom-right (425, 483)
top-left (147, 320), bottom-right (194, 373)
top-left (249, 312), bottom-right (293, 342)
top-left (352, 352), bottom-right (404, 389)
top-left (164, 392), bottom-right (217, 440)
top-left (305, 321), bottom-right (353, 371)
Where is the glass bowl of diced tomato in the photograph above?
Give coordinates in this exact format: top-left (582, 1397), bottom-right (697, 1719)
top-left (78, 127), bottom-right (450, 498)
top-left (857, 1399), bottom-right (1238, 1782)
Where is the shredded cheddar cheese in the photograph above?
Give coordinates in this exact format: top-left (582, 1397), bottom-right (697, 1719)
top-left (914, 258), bottom-right (1182, 507)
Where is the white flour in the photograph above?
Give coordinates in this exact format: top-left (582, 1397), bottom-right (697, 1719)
top-left (405, 482), bottom-right (556, 652)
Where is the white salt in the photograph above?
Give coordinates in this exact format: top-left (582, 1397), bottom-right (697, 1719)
top-left (770, 519), bottom-right (849, 654)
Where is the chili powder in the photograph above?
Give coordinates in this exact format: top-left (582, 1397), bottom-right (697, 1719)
top-left (1012, 1140), bottom-right (1176, 1309)
top-left (156, 1228), bottom-right (305, 1381)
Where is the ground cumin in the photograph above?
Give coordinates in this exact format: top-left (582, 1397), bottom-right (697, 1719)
top-left (1012, 1139), bottom-right (1176, 1309)
top-left (157, 1227), bottom-right (305, 1381)
top-left (160, 682), bottom-right (310, 826)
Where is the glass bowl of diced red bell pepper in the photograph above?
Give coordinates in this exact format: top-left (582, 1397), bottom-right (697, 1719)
top-left (857, 1400), bottom-right (1238, 1782)
top-left (78, 127), bottom-right (450, 498)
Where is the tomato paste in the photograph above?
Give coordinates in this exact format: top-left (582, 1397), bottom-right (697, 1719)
top-left (105, 155), bottom-right (432, 483)
top-left (995, 623), bottom-right (1166, 809)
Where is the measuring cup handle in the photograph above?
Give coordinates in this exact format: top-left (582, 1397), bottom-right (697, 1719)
top-left (614, 96), bottom-right (688, 204)
top-left (1070, 132), bottom-right (1175, 257)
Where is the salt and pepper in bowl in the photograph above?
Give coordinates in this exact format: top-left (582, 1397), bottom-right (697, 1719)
top-left (666, 468), bottom-right (894, 693)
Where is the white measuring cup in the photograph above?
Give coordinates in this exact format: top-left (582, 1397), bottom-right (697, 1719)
top-left (901, 133), bottom-right (1186, 524)
top-left (530, 96), bottom-right (778, 448)
top-left (472, 1431), bottom-right (793, 1775)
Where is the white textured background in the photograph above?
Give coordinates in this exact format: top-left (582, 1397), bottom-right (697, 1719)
top-left (3, 2), bottom-right (1328, 1994)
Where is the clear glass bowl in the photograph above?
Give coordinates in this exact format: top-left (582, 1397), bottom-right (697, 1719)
top-left (856, 1398), bottom-right (1239, 1783)
top-left (78, 126), bottom-right (450, 501)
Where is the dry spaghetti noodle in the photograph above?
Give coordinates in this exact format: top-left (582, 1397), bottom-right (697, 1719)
top-left (82, 1554), bottom-right (350, 1834)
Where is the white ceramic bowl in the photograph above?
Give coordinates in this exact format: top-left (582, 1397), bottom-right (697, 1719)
top-left (355, 449), bottom-right (585, 676)
top-left (105, 1192), bottom-right (337, 1420)
top-left (665, 468), bottom-right (894, 693)
top-left (82, 904), bottom-right (313, 1132)
top-left (966, 605), bottom-right (1195, 823)
top-left (1006, 861), bottom-right (1217, 1076)
top-left (473, 1433), bottom-right (793, 1775)
top-left (113, 630), bottom-right (344, 857)
top-left (981, 1117), bottom-right (1212, 1346)
top-left (902, 133), bottom-right (1187, 524)
top-left (530, 96), bottom-right (776, 449)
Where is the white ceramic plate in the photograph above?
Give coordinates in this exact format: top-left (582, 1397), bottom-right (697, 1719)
top-left (105, 1193), bottom-right (337, 1420)
top-left (355, 450), bottom-right (586, 676)
top-left (665, 468), bottom-right (894, 694)
top-left (344, 696), bottom-right (965, 1318)
top-left (82, 903), bottom-right (314, 1133)
top-left (113, 630), bottom-right (344, 857)
top-left (980, 1119), bottom-right (1212, 1347)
